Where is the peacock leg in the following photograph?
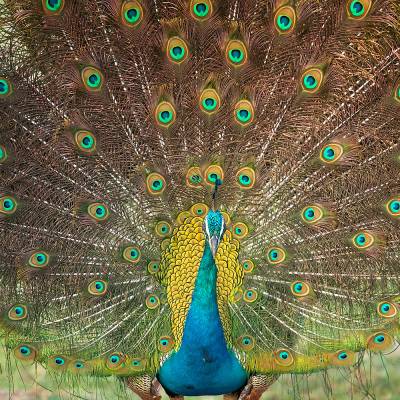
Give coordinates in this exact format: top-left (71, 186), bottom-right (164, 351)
top-left (125, 375), bottom-right (162, 400)
top-left (236, 375), bottom-right (277, 400)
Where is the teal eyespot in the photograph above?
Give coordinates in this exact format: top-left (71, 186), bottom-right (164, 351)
top-left (88, 279), bottom-right (108, 296)
top-left (320, 143), bottom-right (344, 164)
top-left (20, 346), bottom-right (31, 356)
top-left (132, 359), bottom-right (141, 366)
top-left (337, 351), bottom-right (348, 360)
top-left (301, 205), bottom-right (324, 224)
top-left (237, 335), bottom-right (255, 350)
top-left (29, 251), bottom-right (49, 268)
top-left (190, 174), bottom-right (202, 183)
top-left (81, 66), bottom-right (104, 92)
top-left (167, 37), bottom-right (189, 64)
top-left (202, 98), bottom-right (217, 111)
top-left (275, 349), bottom-right (294, 366)
top-left (8, 304), bottom-right (28, 321)
top-left (346, 0), bottom-right (371, 19)
top-left (277, 15), bottom-right (292, 31)
top-left (147, 173), bottom-right (167, 195)
top-left (121, 1), bottom-right (144, 27)
top-left (45, 0), bottom-right (63, 12)
top-left (123, 245), bottom-right (141, 264)
top-left (323, 147), bottom-right (335, 160)
top-left (234, 100), bottom-right (254, 126)
top-left (274, 6), bottom-right (296, 34)
top-left (204, 165), bottom-right (224, 186)
top-left (377, 301), bottom-right (397, 318)
top-left (194, 3), bottom-right (208, 17)
top-left (1, 196), bottom-right (17, 215)
top-left (232, 222), bottom-right (249, 239)
top-left (14, 344), bottom-right (37, 361)
top-left (374, 334), bottom-right (385, 344)
top-left (229, 49), bottom-right (244, 64)
top-left (290, 281), bottom-right (311, 297)
top-left (303, 74), bottom-right (317, 89)
top-left (352, 231), bottom-right (374, 249)
top-left (226, 40), bottom-right (247, 67)
top-left (243, 288), bottom-right (258, 303)
top-left (0, 78), bottom-right (12, 98)
top-left (386, 198), bottom-right (400, 217)
top-left (146, 294), bottom-right (160, 309)
top-left (294, 283), bottom-right (303, 293)
top-left (110, 355), bottom-right (120, 364)
top-left (0, 145), bottom-right (7, 163)
top-left (349, 0), bottom-right (364, 16)
top-left (75, 130), bottom-right (96, 153)
top-left (106, 353), bottom-right (125, 369)
top-left (267, 246), bottom-right (286, 265)
top-left (155, 221), bottom-right (172, 237)
top-left (158, 336), bottom-right (174, 352)
top-left (87, 202), bottom-right (110, 221)
top-left (236, 108), bottom-right (251, 123)
top-left (75, 361), bottom-right (84, 369)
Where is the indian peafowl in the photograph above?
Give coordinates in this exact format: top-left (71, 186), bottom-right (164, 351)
top-left (0, 0), bottom-right (400, 398)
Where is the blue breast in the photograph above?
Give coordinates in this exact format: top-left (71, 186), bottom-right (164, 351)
top-left (157, 242), bottom-right (248, 396)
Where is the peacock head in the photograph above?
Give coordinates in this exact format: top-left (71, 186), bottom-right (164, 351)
top-left (204, 209), bottom-right (226, 257)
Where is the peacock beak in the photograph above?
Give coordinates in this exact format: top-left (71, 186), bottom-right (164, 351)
top-left (209, 234), bottom-right (220, 257)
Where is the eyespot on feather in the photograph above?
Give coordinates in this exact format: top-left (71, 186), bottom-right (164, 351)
top-left (146, 173), bottom-right (166, 195)
top-left (87, 202), bottom-right (110, 222)
top-left (0, 195), bottom-right (18, 215)
top-left (243, 288), bottom-right (258, 303)
top-left (232, 222), bottom-right (249, 240)
top-left (0, 77), bottom-right (12, 98)
top-left (87, 280), bottom-right (108, 296)
top-left (146, 294), bottom-right (160, 309)
top-left (352, 231), bottom-right (375, 250)
top-left (200, 88), bottom-right (221, 114)
top-left (28, 251), bottom-right (50, 269)
top-left (155, 221), bottom-right (172, 237)
top-left (167, 37), bottom-right (189, 64)
top-left (204, 165), bottom-right (224, 186)
top-left (242, 259), bottom-right (255, 274)
top-left (81, 66), bottom-right (104, 92)
top-left (367, 332), bottom-right (393, 352)
top-left (147, 261), bottom-right (160, 274)
top-left (14, 344), bottom-right (37, 362)
top-left (330, 350), bottom-right (356, 367)
top-left (267, 246), bottom-right (286, 265)
top-left (158, 336), bottom-right (174, 352)
top-left (377, 301), bottom-right (398, 318)
top-left (106, 353), bottom-right (126, 370)
top-left (121, 0), bottom-right (144, 28)
top-left (234, 100), bottom-right (254, 126)
top-left (300, 67), bottom-right (324, 94)
top-left (346, 0), bottom-right (372, 20)
top-left (190, 0), bottom-right (213, 20)
top-left (0, 145), bottom-right (8, 163)
top-left (48, 355), bottom-right (69, 370)
top-left (42, 0), bottom-right (65, 15)
top-left (274, 5), bottom-right (296, 35)
top-left (190, 203), bottom-right (209, 217)
top-left (186, 166), bottom-right (203, 188)
top-left (301, 205), bottom-right (324, 224)
top-left (225, 40), bottom-right (248, 68)
top-left (320, 143), bottom-right (344, 164)
top-left (74, 130), bottom-right (97, 154)
top-left (237, 335), bottom-right (255, 351)
top-left (8, 304), bottom-right (28, 321)
top-left (274, 349), bottom-right (294, 367)
top-left (236, 167), bottom-right (255, 189)
top-left (291, 281), bottom-right (311, 298)
top-left (122, 245), bottom-right (141, 264)
top-left (155, 101), bottom-right (176, 128)
top-left (385, 197), bottom-right (400, 218)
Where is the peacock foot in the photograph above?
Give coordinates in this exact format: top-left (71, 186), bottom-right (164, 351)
top-left (224, 375), bottom-right (277, 400)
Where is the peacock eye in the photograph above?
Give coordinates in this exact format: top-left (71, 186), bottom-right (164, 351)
top-left (337, 351), bottom-right (348, 361)
top-left (386, 197), bottom-right (400, 217)
top-left (155, 221), bottom-right (172, 237)
top-left (190, 203), bottom-right (209, 217)
top-left (200, 88), bottom-right (221, 114)
top-left (290, 281), bottom-right (311, 297)
top-left (106, 353), bottom-right (126, 369)
top-left (0, 196), bottom-right (18, 215)
top-left (88, 280), bottom-right (108, 296)
top-left (146, 172), bottom-right (166, 195)
top-left (267, 246), bottom-right (286, 265)
top-left (0, 78), bottom-right (12, 97)
top-left (8, 304), bottom-right (28, 321)
top-left (29, 251), bottom-right (49, 268)
top-left (123, 245), bottom-right (141, 264)
top-left (377, 301), bottom-right (397, 318)
top-left (226, 40), bottom-right (248, 67)
top-left (243, 288), bottom-right (258, 303)
top-left (232, 222), bottom-right (249, 240)
top-left (234, 100), bottom-right (254, 126)
top-left (236, 167), bottom-right (256, 189)
top-left (158, 336), bottom-right (174, 352)
top-left (186, 166), bottom-right (203, 187)
top-left (191, 0), bottom-right (212, 20)
top-left (42, 0), bottom-right (64, 14)
top-left (121, 1), bottom-right (143, 27)
top-left (74, 130), bottom-right (96, 153)
top-left (14, 344), bottom-right (37, 361)
top-left (301, 205), bottom-right (323, 224)
top-left (274, 6), bottom-right (296, 34)
top-left (300, 68), bottom-right (323, 94)
top-left (204, 165), bottom-right (224, 186)
top-left (167, 37), bottom-right (189, 64)
top-left (237, 335), bottom-right (255, 351)
top-left (75, 361), bottom-right (84, 369)
top-left (242, 259), bottom-right (255, 273)
top-left (146, 294), bottom-right (160, 309)
top-left (87, 202), bottom-right (110, 222)
top-left (347, 0), bottom-right (371, 19)
top-left (155, 101), bottom-right (176, 128)
top-left (352, 231), bottom-right (374, 249)
top-left (147, 261), bottom-right (160, 274)
top-left (367, 331), bottom-right (393, 352)
top-left (274, 349), bottom-right (294, 366)
top-left (320, 143), bottom-right (344, 164)
top-left (81, 66), bottom-right (104, 92)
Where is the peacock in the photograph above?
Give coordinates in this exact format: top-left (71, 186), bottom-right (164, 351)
top-left (0, 0), bottom-right (399, 398)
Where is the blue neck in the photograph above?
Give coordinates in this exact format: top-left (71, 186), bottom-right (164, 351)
top-left (158, 243), bottom-right (248, 396)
